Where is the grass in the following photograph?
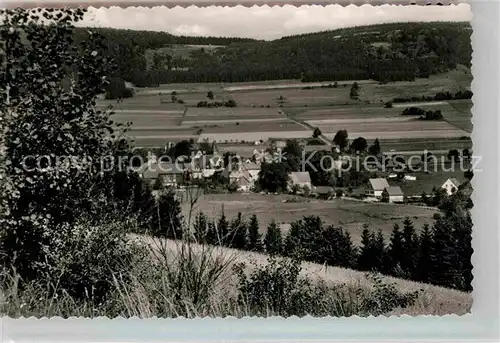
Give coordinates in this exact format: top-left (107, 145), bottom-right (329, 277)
top-left (1, 235), bottom-right (471, 318)
top-left (183, 193), bottom-right (438, 244)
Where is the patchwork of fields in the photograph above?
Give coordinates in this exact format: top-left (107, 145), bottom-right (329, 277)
top-left (99, 69), bottom-right (472, 151)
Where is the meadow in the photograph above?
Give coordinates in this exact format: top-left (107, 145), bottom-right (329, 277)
top-left (185, 193), bottom-right (438, 244)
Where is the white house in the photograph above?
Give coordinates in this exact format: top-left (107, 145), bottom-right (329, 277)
top-left (382, 186), bottom-right (405, 203)
top-left (288, 172), bottom-right (312, 191)
top-left (441, 178), bottom-right (461, 196)
top-left (367, 178), bottom-right (390, 198)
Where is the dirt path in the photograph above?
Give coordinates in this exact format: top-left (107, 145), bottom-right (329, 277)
top-left (286, 116), bottom-right (332, 146)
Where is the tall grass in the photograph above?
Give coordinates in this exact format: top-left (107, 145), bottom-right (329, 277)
top-left (1, 232), bottom-right (423, 318)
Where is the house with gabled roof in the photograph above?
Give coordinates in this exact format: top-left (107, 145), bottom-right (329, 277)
top-left (382, 186), bottom-right (405, 203)
top-left (441, 178), bottom-right (461, 196)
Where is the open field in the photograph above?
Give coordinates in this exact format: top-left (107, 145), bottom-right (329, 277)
top-left (231, 87), bottom-right (354, 107)
top-left (446, 99), bottom-right (474, 133)
top-left (195, 120), bottom-right (306, 134)
top-left (376, 138), bottom-right (472, 153)
top-left (185, 193), bottom-right (438, 244)
top-left (357, 68), bottom-right (472, 103)
top-left (137, 235), bottom-right (472, 316)
top-left (198, 131), bottom-right (312, 143)
top-left (312, 119), bottom-right (469, 141)
top-left (183, 107), bottom-right (285, 121)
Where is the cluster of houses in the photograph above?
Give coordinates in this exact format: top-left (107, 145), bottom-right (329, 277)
top-left (135, 143), bottom-right (464, 204)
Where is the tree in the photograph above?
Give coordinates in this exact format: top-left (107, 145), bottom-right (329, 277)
top-left (401, 218), bottom-right (419, 278)
top-left (246, 214), bottom-right (263, 251)
top-left (216, 211), bottom-right (230, 246)
top-left (150, 190), bottom-right (184, 239)
top-left (333, 130), bottom-right (349, 151)
top-left (373, 230), bottom-right (387, 273)
top-left (229, 212), bottom-right (247, 250)
top-left (368, 138), bottom-right (381, 156)
top-left (0, 8), bottom-right (139, 288)
top-left (464, 169), bottom-right (474, 180)
top-left (193, 211), bottom-right (209, 243)
top-left (357, 226), bottom-right (375, 271)
top-left (257, 162), bottom-right (290, 193)
top-left (264, 221), bottom-right (283, 255)
top-left (350, 82), bottom-right (359, 99)
top-left (320, 225), bottom-right (356, 268)
top-left (415, 223), bottom-right (433, 283)
top-left (448, 149), bottom-right (460, 162)
top-left (312, 127), bottom-right (322, 139)
top-left (283, 139), bottom-right (302, 172)
top-left (429, 217), bottom-right (458, 288)
top-left (350, 137), bottom-right (368, 153)
top-left (207, 91), bottom-right (214, 100)
top-left (462, 148), bottom-right (471, 160)
top-left (105, 76), bottom-right (133, 99)
top-left (387, 224), bottom-right (405, 276)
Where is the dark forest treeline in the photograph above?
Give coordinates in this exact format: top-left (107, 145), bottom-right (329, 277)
top-left (75, 22), bottom-right (472, 87)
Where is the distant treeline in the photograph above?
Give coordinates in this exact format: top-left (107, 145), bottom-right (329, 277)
top-left (393, 90), bottom-right (473, 103)
top-left (76, 22), bottom-right (472, 88)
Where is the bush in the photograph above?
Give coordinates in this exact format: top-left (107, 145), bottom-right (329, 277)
top-left (232, 256), bottom-right (421, 317)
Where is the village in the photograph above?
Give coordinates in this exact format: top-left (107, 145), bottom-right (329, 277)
top-left (134, 136), bottom-right (471, 210)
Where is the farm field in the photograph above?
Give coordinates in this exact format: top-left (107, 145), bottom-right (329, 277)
top-left (231, 87), bottom-right (354, 107)
top-left (198, 130), bottom-right (312, 143)
top-left (195, 120), bottom-right (305, 134)
top-left (312, 119), bottom-right (469, 140)
top-left (357, 68), bottom-right (472, 103)
top-left (186, 193), bottom-right (438, 244)
top-left (183, 107), bottom-right (285, 121)
top-left (376, 138), bottom-right (472, 153)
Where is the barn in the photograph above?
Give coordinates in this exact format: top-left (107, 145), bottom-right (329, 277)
top-left (382, 186), bottom-right (405, 203)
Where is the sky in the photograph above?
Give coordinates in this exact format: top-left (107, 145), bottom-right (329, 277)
top-left (79, 4), bottom-right (472, 40)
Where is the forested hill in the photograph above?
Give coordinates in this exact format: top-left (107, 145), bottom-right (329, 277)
top-left (79, 22), bottom-right (472, 86)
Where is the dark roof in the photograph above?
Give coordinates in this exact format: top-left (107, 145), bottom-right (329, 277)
top-left (314, 186), bottom-right (334, 194)
top-left (384, 186), bottom-right (404, 196)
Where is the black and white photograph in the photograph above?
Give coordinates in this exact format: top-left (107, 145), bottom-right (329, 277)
top-left (0, 3), bottom-right (475, 318)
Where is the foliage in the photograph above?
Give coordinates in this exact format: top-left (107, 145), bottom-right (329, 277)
top-left (264, 221), bottom-right (283, 255)
top-left (312, 127), bottom-right (322, 139)
top-left (368, 138), bottom-right (381, 156)
top-left (246, 214), bottom-right (263, 252)
top-left (0, 8), bottom-right (137, 291)
top-left (257, 162), bottom-right (290, 193)
top-left (333, 130), bottom-right (349, 151)
top-left (149, 190), bottom-right (184, 239)
top-left (228, 212), bottom-right (248, 250)
top-left (105, 77), bottom-right (134, 99)
top-left (350, 137), bottom-right (368, 153)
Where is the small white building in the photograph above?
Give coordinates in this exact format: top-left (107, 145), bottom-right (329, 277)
top-left (382, 186), bottom-right (405, 203)
top-left (441, 178), bottom-right (461, 196)
top-left (367, 178), bottom-right (390, 198)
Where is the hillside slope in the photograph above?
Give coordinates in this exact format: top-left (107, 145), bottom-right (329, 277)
top-left (135, 234), bottom-right (472, 316)
top-left (78, 22), bottom-right (472, 86)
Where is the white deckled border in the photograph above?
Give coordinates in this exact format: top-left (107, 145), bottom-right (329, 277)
top-left (1, 1), bottom-right (499, 343)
